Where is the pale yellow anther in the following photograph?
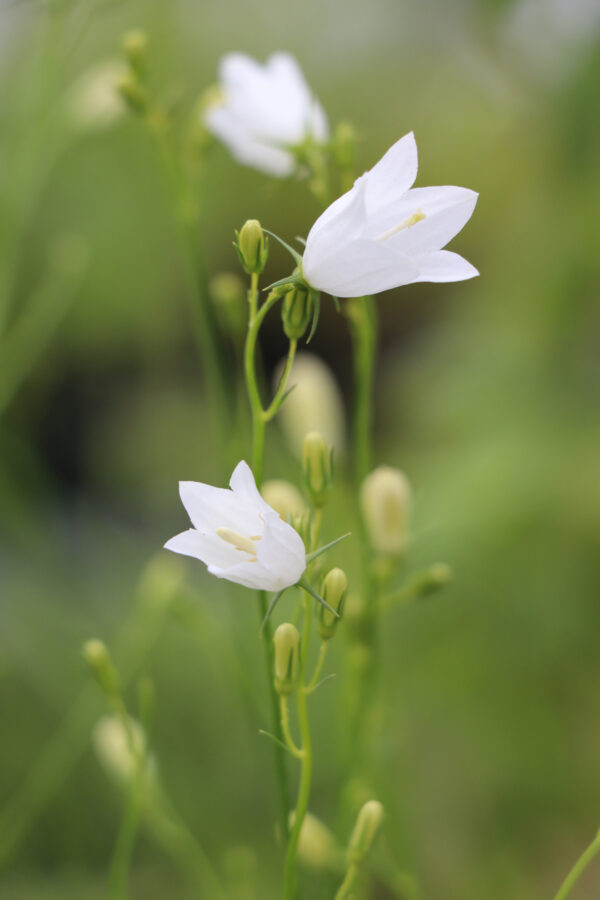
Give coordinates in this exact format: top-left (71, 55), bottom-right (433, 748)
top-left (216, 527), bottom-right (259, 556)
top-left (375, 209), bottom-right (425, 242)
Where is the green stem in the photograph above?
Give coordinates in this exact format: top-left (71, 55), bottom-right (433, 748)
top-left (259, 589), bottom-right (291, 843)
top-left (554, 829), bottom-right (600, 900)
top-left (346, 296), bottom-right (378, 484)
top-left (264, 338), bottom-right (297, 421)
top-left (283, 592), bottom-right (313, 900)
top-left (280, 696), bottom-right (303, 759)
top-left (243, 283), bottom-right (280, 484)
top-left (152, 127), bottom-right (231, 438)
top-left (109, 760), bottom-right (146, 900)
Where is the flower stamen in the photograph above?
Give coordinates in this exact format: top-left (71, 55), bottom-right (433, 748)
top-left (216, 526), bottom-right (260, 556)
top-left (375, 209), bottom-right (425, 242)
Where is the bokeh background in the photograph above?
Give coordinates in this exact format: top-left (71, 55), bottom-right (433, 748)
top-left (1, 0), bottom-right (600, 898)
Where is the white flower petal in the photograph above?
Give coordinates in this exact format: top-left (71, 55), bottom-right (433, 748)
top-left (367, 186), bottom-right (478, 255)
top-left (207, 559), bottom-right (280, 591)
top-left (412, 250), bottom-right (479, 283)
top-left (229, 460), bottom-right (273, 514)
top-left (303, 179), bottom-right (368, 275)
top-left (363, 132), bottom-right (419, 211)
top-left (164, 528), bottom-right (241, 568)
top-left (305, 238), bottom-right (418, 297)
top-left (179, 480), bottom-right (263, 535)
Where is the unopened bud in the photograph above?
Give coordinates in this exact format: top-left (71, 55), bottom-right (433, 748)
top-left (276, 353), bottom-right (345, 458)
top-left (82, 639), bottom-right (120, 699)
top-left (302, 432), bottom-right (333, 508)
top-left (262, 480), bottom-right (307, 522)
top-left (289, 810), bottom-right (343, 871)
top-left (122, 29), bottom-right (148, 77)
top-left (332, 121), bottom-right (358, 172)
top-left (116, 72), bottom-right (147, 114)
top-left (348, 800), bottom-right (384, 864)
top-left (318, 568), bottom-right (348, 640)
top-left (273, 623), bottom-right (300, 696)
top-left (360, 466), bottom-right (411, 557)
top-left (209, 272), bottom-right (247, 339)
top-left (93, 713), bottom-right (154, 785)
top-left (282, 285), bottom-right (313, 340)
top-left (235, 219), bottom-right (268, 275)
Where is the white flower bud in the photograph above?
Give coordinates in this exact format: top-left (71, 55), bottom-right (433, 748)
top-left (275, 353), bottom-right (345, 457)
top-left (92, 714), bottom-right (154, 786)
top-left (360, 466), bottom-right (411, 557)
top-left (348, 800), bottom-right (384, 864)
top-left (65, 61), bottom-right (126, 132)
top-left (261, 480), bottom-right (307, 522)
top-left (289, 811), bottom-right (343, 871)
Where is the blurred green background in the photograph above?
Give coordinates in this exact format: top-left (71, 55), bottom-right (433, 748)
top-left (1, 0), bottom-right (600, 898)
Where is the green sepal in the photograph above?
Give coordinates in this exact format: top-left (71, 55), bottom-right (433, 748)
top-left (263, 229), bottom-right (303, 267)
top-left (305, 532), bottom-right (351, 565)
top-left (297, 578), bottom-right (339, 618)
top-left (306, 290), bottom-right (321, 344)
top-left (264, 273), bottom-right (302, 292)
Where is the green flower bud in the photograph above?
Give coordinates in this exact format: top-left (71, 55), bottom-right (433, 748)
top-left (360, 466), bottom-right (411, 557)
top-left (235, 219), bottom-right (268, 275)
top-left (273, 623), bottom-right (300, 696)
top-left (318, 568), bottom-right (348, 640)
top-left (122, 29), bottom-right (148, 77)
top-left (82, 639), bottom-right (120, 699)
top-left (348, 800), bottom-right (384, 864)
top-left (281, 285), bottom-right (313, 340)
top-left (116, 71), bottom-right (147, 115)
top-left (209, 272), bottom-right (247, 340)
top-left (262, 479), bottom-right (307, 522)
top-left (302, 431), bottom-right (333, 508)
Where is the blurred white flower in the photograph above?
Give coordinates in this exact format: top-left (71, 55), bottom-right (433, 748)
top-left (302, 132), bottom-right (478, 298)
top-left (204, 52), bottom-right (328, 177)
top-left (65, 60), bottom-right (126, 132)
top-left (165, 460), bottom-right (306, 591)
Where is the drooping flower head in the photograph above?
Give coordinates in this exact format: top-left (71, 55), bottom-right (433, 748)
top-left (204, 52), bottom-right (328, 177)
top-left (302, 132), bottom-right (478, 297)
top-left (165, 461), bottom-right (306, 592)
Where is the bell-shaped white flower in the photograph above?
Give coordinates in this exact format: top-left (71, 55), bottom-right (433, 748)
top-left (164, 460), bottom-right (306, 592)
top-left (204, 52), bottom-right (328, 177)
top-left (302, 132), bottom-right (478, 297)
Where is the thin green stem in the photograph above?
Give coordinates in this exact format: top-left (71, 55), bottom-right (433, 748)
top-left (554, 829), bottom-right (600, 900)
top-left (283, 592), bottom-right (313, 900)
top-left (334, 861), bottom-right (360, 900)
top-left (305, 641), bottom-right (328, 695)
top-left (280, 696), bottom-right (304, 759)
top-left (243, 286), bottom-right (279, 484)
top-left (108, 755), bottom-right (146, 900)
top-left (264, 338), bottom-right (297, 421)
top-left (151, 127), bottom-right (231, 439)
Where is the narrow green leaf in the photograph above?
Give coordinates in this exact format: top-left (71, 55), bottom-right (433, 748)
top-left (297, 578), bottom-right (339, 618)
top-left (263, 229), bottom-right (303, 266)
top-left (259, 589), bottom-right (285, 635)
